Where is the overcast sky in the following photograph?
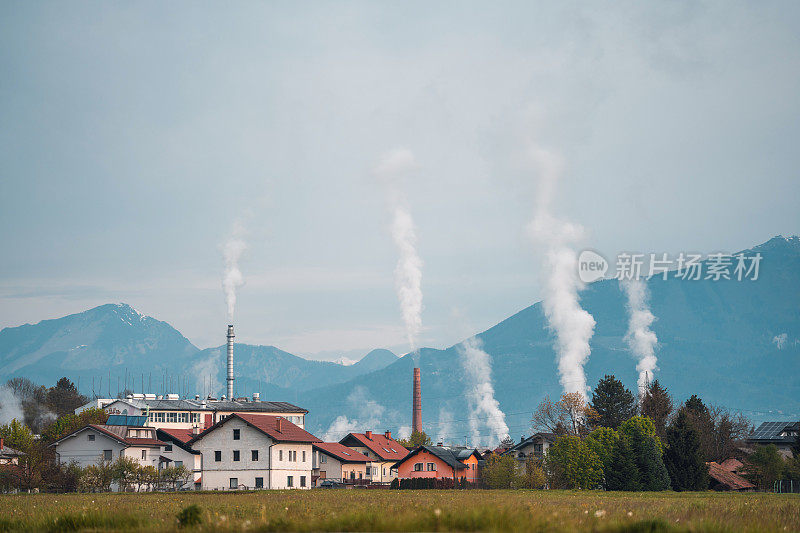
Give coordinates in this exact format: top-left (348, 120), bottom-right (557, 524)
top-left (1, 2), bottom-right (799, 360)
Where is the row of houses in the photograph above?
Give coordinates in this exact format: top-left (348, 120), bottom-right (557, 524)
top-left (45, 395), bottom-right (799, 492)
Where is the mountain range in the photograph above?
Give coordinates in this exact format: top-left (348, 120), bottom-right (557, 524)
top-left (1, 235), bottom-right (798, 443)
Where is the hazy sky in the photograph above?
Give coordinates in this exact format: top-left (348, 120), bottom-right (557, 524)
top-left (2, 2), bottom-right (799, 360)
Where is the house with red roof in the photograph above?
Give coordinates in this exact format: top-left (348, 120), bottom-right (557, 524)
top-left (339, 431), bottom-right (408, 483)
top-left (312, 442), bottom-right (370, 485)
top-left (188, 413), bottom-right (321, 490)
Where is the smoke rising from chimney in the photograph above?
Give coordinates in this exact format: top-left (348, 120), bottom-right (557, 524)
top-left (222, 218), bottom-right (247, 321)
top-left (620, 278), bottom-right (659, 393)
top-left (457, 336), bottom-right (509, 445)
top-left (527, 144), bottom-right (596, 399)
top-left (374, 148), bottom-right (423, 355)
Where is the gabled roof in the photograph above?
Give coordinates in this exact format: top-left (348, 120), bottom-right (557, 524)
top-left (707, 462), bottom-right (755, 491)
top-left (393, 446), bottom-right (473, 471)
top-left (313, 442), bottom-right (370, 463)
top-left (0, 445), bottom-right (23, 458)
top-left (747, 421), bottom-right (797, 444)
top-left (504, 432), bottom-right (557, 455)
top-left (50, 424), bottom-right (165, 448)
top-left (719, 458), bottom-right (745, 473)
top-left (188, 413), bottom-right (321, 445)
top-left (156, 429), bottom-right (201, 455)
top-left (339, 432), bottom-right (408, 461)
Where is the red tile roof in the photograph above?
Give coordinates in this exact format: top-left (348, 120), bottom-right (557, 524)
top-left (707, 462), bottom-right (755, 491)
top-left (719, 458), bottom-right (745, 473)
top-left (189, 413), bottom-right (321, 444)
top-left (340, 432), bottom-right (409, 461)
top-left (158, 428), bottom-right (196, 444)
top-left (314, 442), bottom-right (370, 463)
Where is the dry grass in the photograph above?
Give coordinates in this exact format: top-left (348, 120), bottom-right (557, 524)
top-left (0, 490), bottom-right (798, 532)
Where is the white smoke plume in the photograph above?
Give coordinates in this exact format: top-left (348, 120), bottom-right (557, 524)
top-left (222, 218), bottom-right (247, 321)
top-left (0, 385), bottom-right (24, 425)
top-left (621, 278), bottom-right (658, 393)
top-left (458, 337), bottom-right (509, 446)
top-left (322, 386), bottom-right (386, 441)
top-left (374, 149), bottom-right (423, 354)
top-left (436, 405), bottom-right (455, 445)
top-left (191, 348), bottom-right (221, 396)
top-left (527, 145), bottom-right (596, 398)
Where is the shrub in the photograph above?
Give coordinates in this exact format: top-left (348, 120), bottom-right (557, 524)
top-left (177, 504), bottom-right (203, 527)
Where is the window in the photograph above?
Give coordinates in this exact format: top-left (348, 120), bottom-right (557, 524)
top-left (287, 476), bottom-right (293, 487)
top-left (252, 450), bottom-right (258, 461)
top-left (366, 466), bottom-right (371, 476)
top-left (255, 477), bottom-right (263, 489)
top-left (413, 463), bottom-right (423, 471)
top-left (233, 450), bottom-right (240, 461)
top-left (383, 468), bottom-right (386, 475)
top-left (300, 476), bottom-right (306, 487)
top-left (215, 451), bottom-right (222, 462)
top-left (320, 454), bottom-right (326, 463)
top-left (164, 445), bottom-right (173, 452)
top-left (175, 461), bottom-right (183, 468)
top-left (302, 450), bottom-right (306, 462)
top-left (426, 463), bottom-right (436, 471)
top-left (279, 450), bottom-right (283, 461)
top-left (103, 449), bottom-right (112, 461)
top-left (88, 434), bottom-right (95, 441)
top-left (230, 478), bottom-right (238, 489)
top-left (142, 450), bottom-right (147, 460)
top-left (233, 429), bottom-right (240, 440)
top-left (177, 412), bottom-right (188, 423)
top-left (167, 412), bottom-right (177, 423)
top-left (191, 413), bottom-right (200, 424)
top-left (152, 412), bottom-right (165, 423)
top-left (292, 450), bottom-right (297, 461)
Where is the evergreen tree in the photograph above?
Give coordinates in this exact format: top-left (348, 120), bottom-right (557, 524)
top-left (684, 394), bottom-right (707, 415)
top-left (664, 410), bottom-right (708, 491)
top-left (591, 375), bottom-right (637, 429)
top-left (605, 437), bottom-right (640, 491)
top-left (619, 416), bottom-right (671, 491)
top-left (46, 377), bottom-right (87, 417)
top-left (640, 380), bottom-right (673, 440)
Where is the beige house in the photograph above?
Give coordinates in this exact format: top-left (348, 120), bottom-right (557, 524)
top-left (339, 431), bottom-right (408, 484)
top-left (189, 413), bottom-right (320, 490)
top-left (312, 442), bottom-right (370, 485)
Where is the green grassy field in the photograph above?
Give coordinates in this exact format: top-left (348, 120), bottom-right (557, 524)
top-left (0, 490), bottom-right (798, 532)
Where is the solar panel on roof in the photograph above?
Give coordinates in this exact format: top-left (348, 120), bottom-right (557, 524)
top-left (751, 421), bottom-right (791, 439)
top-left (106, 414), bottom-right (148, 427)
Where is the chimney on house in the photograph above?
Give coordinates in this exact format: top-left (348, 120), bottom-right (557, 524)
top-left (365, 430), bottom-right (372, 440)
top-left (276, 417), bottom-right (282, 433)
top-left (385, 430), bottom-right (391, 440)
top-left (412, 367), bottom-right (422, 434)
top-left (0, 437), bottom-right (3, 451)
top-left (192, 426), bottom-right (200, 435)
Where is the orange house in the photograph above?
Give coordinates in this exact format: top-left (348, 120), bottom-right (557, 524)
top-left (393, 446), bottom-right (481, 484)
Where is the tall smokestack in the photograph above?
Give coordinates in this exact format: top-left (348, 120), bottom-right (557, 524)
top-left (226, 325), bottom-right (235, 400)
top-left (412, 367), bottom-right (422, 434)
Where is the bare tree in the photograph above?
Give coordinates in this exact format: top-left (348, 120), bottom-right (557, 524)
top-left (532, 393), bottom-right (599, 437)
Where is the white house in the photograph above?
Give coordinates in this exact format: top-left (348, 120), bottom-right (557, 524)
top-left (338, 431), bottom-right (407, 484)
top-left (312, 442), bottom-right (370, 485)
top-left (502, 433), bottom-right (556, 470)
top-left (188, 413), bottom-right (320, 490)
top-left (96, 395), bottom-right (307, 432)
top-left (156, 428), bottom-right (202, 489)
top-left (51, 421), bottom-right (167, 471)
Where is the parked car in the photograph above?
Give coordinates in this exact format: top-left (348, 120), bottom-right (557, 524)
top-left (318, 480), bottom-right (345, 488)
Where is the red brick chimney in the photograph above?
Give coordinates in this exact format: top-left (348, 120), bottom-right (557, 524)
top-left (412, 367), bottom-right (422, 434)
top-left (365, 430), bottom-right (372, 440)
top-left (276, 418), bottom-right (282, 433)
top-left (385, 430), bottom-right (391, 439)
top-left (0, 437), bottom-right (3, 451)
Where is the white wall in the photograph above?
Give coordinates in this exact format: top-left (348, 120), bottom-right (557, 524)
top-left (54, 429), bottom-right (126, 468)
top-left (192, 417), bottom-right (312, 490)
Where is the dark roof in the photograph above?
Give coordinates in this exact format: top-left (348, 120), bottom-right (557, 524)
top-left (0, 445), bottom-right (23, 458)
top-left (51, 424), bottom-right (165, 448)
top-left (339, 433), bottom-right (408, 461)
top-left (747, 421), bottom-right (797, 444)
top-left (106, 414), bottom-right (148, 427)
top-left (108, 398), bottom-right (307, 414)
top-left (188, 413), bottom-right (321, 445)
top-left (707, 462), bottom-right (755, 491)
top-left (393, 446), bottom-right (474, 471)
top-left (156, 429), bottom-right (201, 455)
top-left (504, 433), bottom-right (557, 455)
top-left (313, 442), bottom-right (370, 463)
